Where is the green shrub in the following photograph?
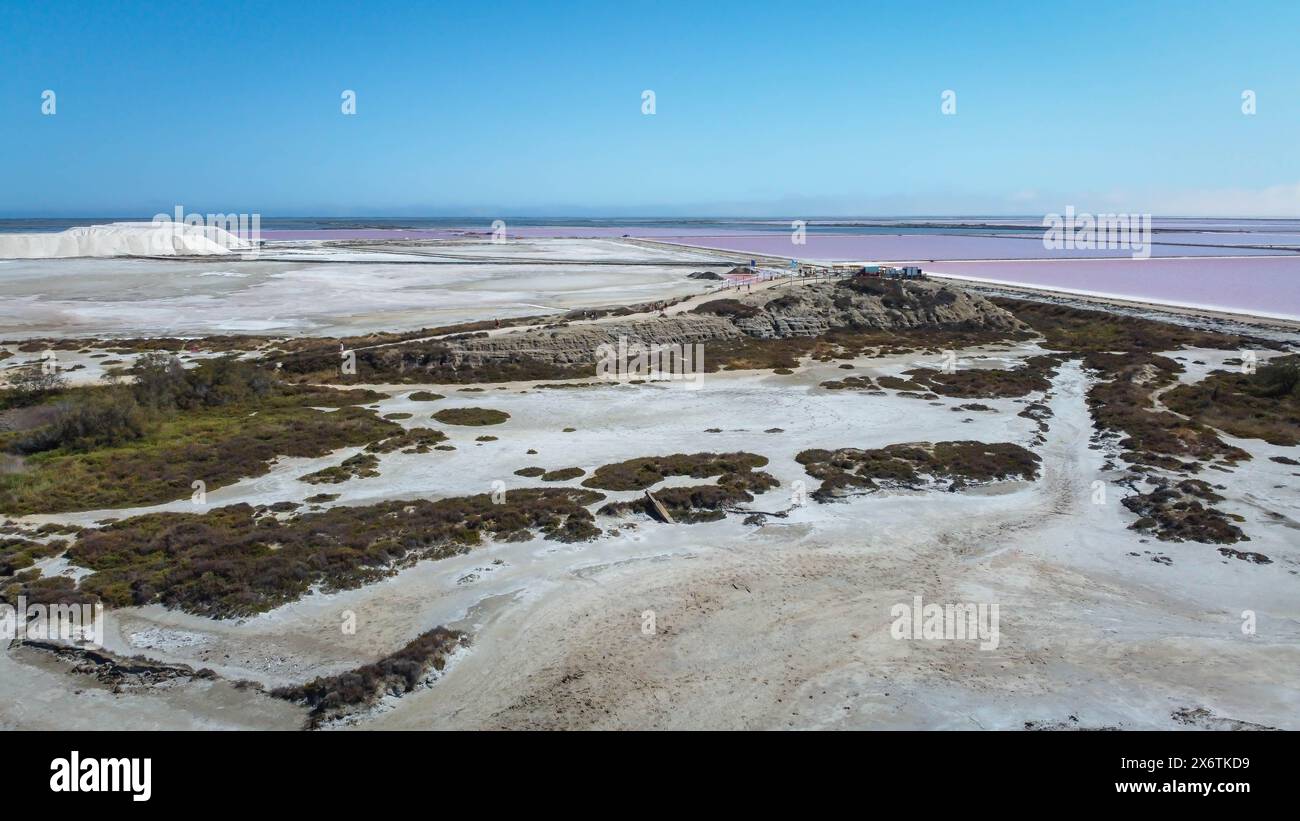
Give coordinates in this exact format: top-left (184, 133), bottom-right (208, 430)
top-left (66, 487), bottom-right (606, 617)
top-left (12, 389), bottom-right (150, 454)
top-left (2, 365), bottom-right (67, 407)
top-left (432, 407), bottom-right (510, 426)
top-left (541, 467), bottom-right (585, 481)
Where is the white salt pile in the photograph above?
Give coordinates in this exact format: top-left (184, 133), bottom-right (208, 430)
top-left (0, 222), bottom-right (252, 259)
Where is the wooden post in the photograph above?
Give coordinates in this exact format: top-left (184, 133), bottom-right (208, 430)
top-left (644, 490), bottom-right (675, 524)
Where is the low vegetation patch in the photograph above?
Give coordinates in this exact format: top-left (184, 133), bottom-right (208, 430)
top-left (1, 573), bottom-right (93, 609)
top-left (838, 276), bottom-right (913, 305)
top-left (876, 375), bottom-right (926, 392)
top-left (1085, 353), bottom-right (1247, 469)
top-left (994, 298), bottom-right (1265, 355)
top-left (298, 453), bottom-right (381, 484)
top-left (406, 391), bottom-right (444, 401)
top-left (431, 407), bottom-right (510, 426)
top-left (1218, 547), bottom-right (1271, 564)
top-left (820, 375), bottom-right (879, 391)
top-left (541, 467), bottom-right (585, 482)
top-left (0, 536), bottom-right (66, 576)
top-left (692, 298), bottom-right (762, 319)
top-left (994, 299), bottom-right (1273, 469)
top-left (797, 441), bottom-right (1040, 501)
top-left (61, 487), bottom-right (606, 617)
top-left (1162, 355), bottom-right (1300, 446)
top-left (704, 326), bottom-right (1021, 375)
top-left (272, 626), bottom-right (465, 729)
top-left (273, 340), bottom-right (591, 385)
top-left (900, 354), bottom-right (1062, 399)
top-left (1, 365), bottom-right (69, 410)
top-left (598, 470), bottom-right (779, 524)
top-left (364, 427), bottom-right (448, 454)
top-left (582, 452), bottom-right (770, 491)
top-left (0, 356), bottom-right (397, 514)
top-left (1122, 479), bottom-right (1246, 544)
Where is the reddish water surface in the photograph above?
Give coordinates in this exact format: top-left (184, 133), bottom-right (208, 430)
top-left (923, 257), bottom-right (1300, 319)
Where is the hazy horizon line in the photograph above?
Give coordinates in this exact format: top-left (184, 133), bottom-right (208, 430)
top-left (4, 213), bottom-right (1300, 222)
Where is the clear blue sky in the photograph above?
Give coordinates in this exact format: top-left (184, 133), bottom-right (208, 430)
top-left (2, 0), bottom-right (1298, 217)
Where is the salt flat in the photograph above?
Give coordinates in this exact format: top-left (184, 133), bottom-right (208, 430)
top-left (0, 238), bottom-right (727, 339)
top-left (6, 342), bottom-right (1296, 730)
top-left (2, 234), bottom-right (1298, 732)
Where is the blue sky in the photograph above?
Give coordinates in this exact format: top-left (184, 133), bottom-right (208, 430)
top-left (2, 0), bottom-right (1298, 216)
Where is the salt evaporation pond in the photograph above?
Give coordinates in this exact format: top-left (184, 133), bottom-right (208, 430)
top-left (924, 256), bottom-right (1300, 320)
top-left (667, 233), bottom-right (1291, 261)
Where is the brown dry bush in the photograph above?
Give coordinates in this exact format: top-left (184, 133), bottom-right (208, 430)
top-left (1, 357), bottom-right (397, 514)
top-left (364, 428), bottom-right (448, 454)
top-left (1162, 355), bottom-right (1300, 446)
top-left (298, 453), bottom-right (381, 484)
top-left (64, 487), bottom-right (606, 617)
top-left (993, 298), bottom-right (1268, 354)
top-left (431, 407), bottom-right (510, 426)
top-left (796, 441), bottom-right (1040, 500)
top-left (271, 626), bottom-right (465, 728)
top-left (691, 298), bottom-right (762, 319)
top-left (1122, 479), bottom-right (1246, 544)
top-left (900, 354), bottom-right (1063, 399)
top-left (598, 470), bottom-right (779, 523)
top-left (0, 536), bottom-right (64, 577)
top-left (582, 452), bottom-right (770, 491)
top-left (1083, 354), bottom-right (1248, 468)
top-left (541, 467), bottom-right (585, 482)
top-left (820, 376), bottom-right (878, 391)
top-left (11, 388), bottom-right (150, 454)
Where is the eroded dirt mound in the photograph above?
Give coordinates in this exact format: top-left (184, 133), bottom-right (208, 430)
top-left (273, 279), bottom-right (1023, 383)
top-left (444, 315), bottom-right (740, 368)
top-left (719, 277), bottom-right (1028, 339)
top-left (443, 279), bottom-right (1023, 369)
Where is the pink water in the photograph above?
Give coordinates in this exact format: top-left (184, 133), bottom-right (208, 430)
top-left (924, 257), bottom-right (1300, 320)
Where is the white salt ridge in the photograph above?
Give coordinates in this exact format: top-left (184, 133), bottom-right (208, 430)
top-left (0, 221), bottom-right (251, 259)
